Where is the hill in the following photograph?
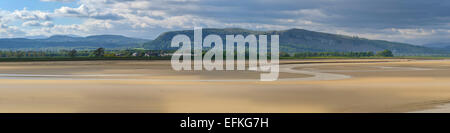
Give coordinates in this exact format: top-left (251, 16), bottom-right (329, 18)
top-left (423, 42), bottom-right (450, 51)
top-left (0, 35), bottom-right (150, 50)
top-left (144, 28), bottom-right (445, 56)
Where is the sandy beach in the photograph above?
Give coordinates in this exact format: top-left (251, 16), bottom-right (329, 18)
top-left (0, 59), bottom-right (450, 113)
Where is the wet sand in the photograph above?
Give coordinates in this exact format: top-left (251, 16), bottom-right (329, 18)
top-left (1, 59), bottom-right (450, 113)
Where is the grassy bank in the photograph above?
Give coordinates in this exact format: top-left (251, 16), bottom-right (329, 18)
top-left (281, 56), bottom-right (450, 60)
top-left (280, 56), bottom-right (391, 59)
top-left (0, 56), bottom-right (171, 62)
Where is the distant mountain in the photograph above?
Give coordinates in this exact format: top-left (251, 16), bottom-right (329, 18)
top-left (144, 28), bottom-right (446, 56)
top-left (424, 42), bottom-right (450, 49)
top-left (44, 35), bottom-right (83, 42)
top-left (1, 29), bottom-right (447, 56)
top-left (24, 35), bottom-right (49, 39)
top-left (0, 35), bottom-right (150, 50)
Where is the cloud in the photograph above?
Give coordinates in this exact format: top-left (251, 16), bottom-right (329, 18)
top-left (55, 5), bottom-right (124, 20)
top-left (1, 0), bottom-right (449, 45)
top-left (13, 8), bottom-right (51, 21)
top-left (391, 28), bottom-right (436, 37)
top-left (22, 21), bottom-right (55, 27)
top-left (40, 0), bottom-right (76, 2)
top-left (0, 24), bottom-right (26, 38)
top-left (284, 9), bottom-right (328, 18)
top-left (55, 5), bottom-right (89, 16)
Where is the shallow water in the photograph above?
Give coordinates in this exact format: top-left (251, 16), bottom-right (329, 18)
top-left (0, 59), bottom-right (449, 113)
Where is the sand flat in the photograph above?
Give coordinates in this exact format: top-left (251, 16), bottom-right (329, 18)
top-left (0, 59), bottom-right (450, 112)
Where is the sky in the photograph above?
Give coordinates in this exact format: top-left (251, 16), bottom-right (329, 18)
top-left (0, 0), bottom-right (449, 45)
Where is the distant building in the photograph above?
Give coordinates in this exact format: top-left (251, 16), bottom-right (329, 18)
top-left (161, 53), bottom-right (173, 57)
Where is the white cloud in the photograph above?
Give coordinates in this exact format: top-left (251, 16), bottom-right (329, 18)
top-left (0, 24), bottom-right (26, 38)
top-left (40, 0), bottom-right (76, 2)
top-left (55, 5), bottom-right (89, 16)
top-left (286, 9), bottom-right (328, 18)
top-left (22, 21), bottom-right (55, 27)
top-left (391, 28), bottom-right (436, 36)
top-left (55, 5), bottom-right (124, 20)
top-left (13, 8), bottom-right (51, 21)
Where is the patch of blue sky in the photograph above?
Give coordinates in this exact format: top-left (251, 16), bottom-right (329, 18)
top-left (52, 17), bottom-right (83, 25)
top-left (0, 0), bottom-right (77, 12)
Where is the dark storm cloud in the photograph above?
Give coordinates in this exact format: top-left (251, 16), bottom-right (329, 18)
top-left (164, 0), bottom-right (450, 29)
top-left (146, 0), bottom-right (449, 44)
top-left (321, 0), bottom-right (450, 29)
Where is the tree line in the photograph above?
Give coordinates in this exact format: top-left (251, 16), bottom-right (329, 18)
top-left (0, 48), bottom-right (174, 58)
top-left (0, 48), bottom-right (394, 58)
top-left (280, 49), bottom-right (394, 58)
